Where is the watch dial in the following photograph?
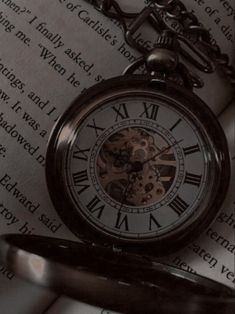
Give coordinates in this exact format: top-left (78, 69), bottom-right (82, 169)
top-left (65, 95), bottom-right (211, 241)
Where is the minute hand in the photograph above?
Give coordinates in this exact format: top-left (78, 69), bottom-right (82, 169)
top-left (142, 139), bottom-right (183, 165)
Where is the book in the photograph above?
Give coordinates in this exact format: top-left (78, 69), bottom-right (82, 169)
top-left (0, 0), bottom-right (233, 313)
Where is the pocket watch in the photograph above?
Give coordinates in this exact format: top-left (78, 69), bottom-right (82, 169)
top-left (45, 0), bottom-right (232, 256)
top-left (0, 1), bottom-right (234, 312)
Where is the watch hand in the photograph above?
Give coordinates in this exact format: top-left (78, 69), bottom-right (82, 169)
top-left (118, 173), bottom-right (137, 212)
top-left (142, 139), bottom-right (183, 166)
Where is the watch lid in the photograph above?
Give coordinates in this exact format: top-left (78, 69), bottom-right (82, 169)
top-left (0, 234), bottom-right (234, 314)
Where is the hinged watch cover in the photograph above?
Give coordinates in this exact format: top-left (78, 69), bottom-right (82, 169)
top-left (0, 234), bottom-right (234, 314)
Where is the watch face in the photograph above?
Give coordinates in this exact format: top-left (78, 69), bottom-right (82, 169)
top-left (46, 76), bottom-right (230, 254)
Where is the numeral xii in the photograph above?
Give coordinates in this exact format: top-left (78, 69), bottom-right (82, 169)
top-left (140, 102), bottom-right (159, 120)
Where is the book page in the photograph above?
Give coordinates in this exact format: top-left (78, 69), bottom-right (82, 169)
top-left (0, 0), bottom-right (233, 313)
top-left (45, 298), bottom-right (120, 314)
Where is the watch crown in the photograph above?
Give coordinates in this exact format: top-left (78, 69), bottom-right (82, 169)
top-left (146, 31), bottom-right (179, 73)
top-left (154, 30), bottom-right (180, 51)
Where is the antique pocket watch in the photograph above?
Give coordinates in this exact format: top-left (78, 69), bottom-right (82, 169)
top-left (46, 75), bottom-right (230, 255)
top-left (0, 1), bottom-right (234, 312)
top-left (45, 1), bottom-right (231, 256)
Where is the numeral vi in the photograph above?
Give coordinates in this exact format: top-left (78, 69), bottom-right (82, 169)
top-left (115, 212), bottom-right (129, 231)
top-left (86, 195), bottom-right (104, 219)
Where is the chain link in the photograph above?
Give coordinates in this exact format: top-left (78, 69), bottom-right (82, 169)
top-left (87, 0), bottom-right (235, 86)
top-left (152, 0), bottom-right (235, 85)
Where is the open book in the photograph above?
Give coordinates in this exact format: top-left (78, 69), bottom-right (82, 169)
top-left (0, 0), bottom-right (234, 313)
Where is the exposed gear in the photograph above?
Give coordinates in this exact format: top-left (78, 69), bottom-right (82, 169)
top-left (97, 127), bottom-right (176, 206)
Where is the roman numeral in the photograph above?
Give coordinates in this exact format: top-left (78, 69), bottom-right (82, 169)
top-left (170, 118), bottom-right (182, 131)
top-left (72, 146), bottom-right (90, 161)
top-left (87, 118), bottom-right (105, 138)
top-left (115, 212), bottom-right (129, 231)
top-left (112, 103), bottom-right (129, 121)
top-left (184, 172), bottom-right (202, 186)
top-left (139, 102), bottom-right (159, 120)
top-left (86, 195), bottom-right (105, 219)
top-left (183, 144), bottom-right (200, 156)
top-left (72, 170), bottom-right (90, 194)
top-left (169, 195), bottom-right (189, 216)
top-left (149, 214), bottom-right (161, 231)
